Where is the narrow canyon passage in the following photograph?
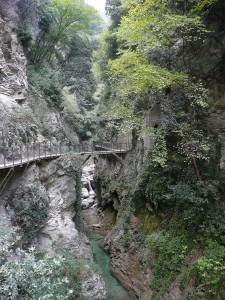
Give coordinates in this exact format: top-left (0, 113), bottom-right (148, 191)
top-left (81, 162), bottom-right (136, 300)
top-left (1, 0), bottom-right (225, 298)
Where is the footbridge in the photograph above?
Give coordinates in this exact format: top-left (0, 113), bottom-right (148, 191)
top-left (0, 141), bottom-right (130, 171)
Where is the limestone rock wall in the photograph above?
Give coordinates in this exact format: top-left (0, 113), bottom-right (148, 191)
top-left (0, 1), bottom-right (73, 145)
top-left (1, 156), bottom-right (87, 255)
top-left (0, 155), bottom-right (106, 299)
top-left (0, 15), bottom-right (27, 98)
top-left (0, 12), bottom-right (29, 139)
top-left (94, 149), bottom-right (152, 299)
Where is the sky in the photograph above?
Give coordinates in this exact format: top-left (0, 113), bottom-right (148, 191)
top-left (85, 0), bottom-right (107, 19)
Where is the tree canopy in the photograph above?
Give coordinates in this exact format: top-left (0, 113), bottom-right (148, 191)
top-left (31, 0), bottom-right (101, 64)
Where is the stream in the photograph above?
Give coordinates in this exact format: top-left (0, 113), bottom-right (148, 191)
top-left (81, 164), bottom-right (136, 300)
top-left (91, 233), bottom-right (136, 300)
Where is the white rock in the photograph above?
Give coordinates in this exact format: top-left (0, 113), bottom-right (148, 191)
top-left (89, 189), bottom-right (96, 197)
top-left (82, 187), bottom-right (89, 199)
top-left (82, 197), bottom-right (95, 209)
top-left (81, 265), bottom-right (106, 300)
top-left (92, 224), bottom-right (101, 229)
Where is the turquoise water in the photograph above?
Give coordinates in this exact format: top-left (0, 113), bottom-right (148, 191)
top-left (91, 234), bottom-right (136, 300)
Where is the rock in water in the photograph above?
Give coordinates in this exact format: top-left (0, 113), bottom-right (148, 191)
top-left (81, 163), bottom-right (96, 209)
top-left (82, 197), bottom-right (96, 209)
top-left (81, 265), bottom-right (106, 299)
top-left (82, 187), bottom-right (90, 199)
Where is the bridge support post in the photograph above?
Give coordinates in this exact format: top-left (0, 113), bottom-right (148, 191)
top-left (3, 145), bottom-right (6, 168)
top-left (50, 139), bottom-right (52, 156)
top-left (27, 145), bottom-right (29, 162)
top-left (21, 144), bottom-right (23, 164)
top-left (38, 143), bottom-right (41, 159)
top-left (44, 142), bottom-right (47, 157)
top-left (33, 142), bottom-right (35, 160)
top-left (12, 147), bottom-right (14, 167)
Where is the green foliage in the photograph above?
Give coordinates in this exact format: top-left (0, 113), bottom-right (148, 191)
top-left (94, 0), bottom-right (225, 297)
top-left (151, 127), bottom-right (168, 168)
top-left (106, 101), bottom-right (141, 133)
top-left (0, 250), bottom-right (83, 299)
top-left (28, 65), bottom-right (63, 107)
top-left (175, 124), bottom-right (210, 163)
top-left (140, 153), bottom-right (225, 236)
top-left (182, 80), bottom-right (209, 109)
top-left (138, 142), bottom-right (225, 237)
top-left (183, 240), bottom-right (225, 299)
top-left (146, 231), bottom-right (190, 295)
top-left (24, 2), bottom-right (100, 138)
top-left (143, 213), bottom-right (161, 236)
top-left (106, 0), bottom-right (125, 27)
top-left (61, 35), bottom-right (96, 111)
top-left (11, 185), bottom-right (49, 243)
top-left (95, 0), bottom-right (211, 136)
top-left (97, 0), bottom-right (208, 132)
top-left (119, 0), bottom-right (205, 50)
top-left (30, 0), bottom-right (101, 64)
top-left (63, 108), bottom-right (96, 141)
top-left (139, 155), bottom-right (169, 212)
top-left (193, 0), bottom-right (217, 12)
top-left (166, 182), bottom-right (217, 233)
top-left (104, 178), bottom-right (135, 239)
top-left (109, 52), bottom-right (185, 97)
top-left (93, 30), bottom-right (118, 81)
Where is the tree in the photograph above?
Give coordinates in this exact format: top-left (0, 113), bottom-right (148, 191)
top-left (31, 0), bottom-right (101, 64)
top-left (105, 0), bottom-right (204, 131)
top-left (109, 51), bottom-right (185, 98)
top-left (106, 0), bottom-right (125, 28)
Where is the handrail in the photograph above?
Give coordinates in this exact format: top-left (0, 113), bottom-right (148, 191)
top-left (0, 141), bottom-right (130, 170)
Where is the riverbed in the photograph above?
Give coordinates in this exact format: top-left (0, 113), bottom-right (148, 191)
top-left (81, 163), bottom-right (136, 300)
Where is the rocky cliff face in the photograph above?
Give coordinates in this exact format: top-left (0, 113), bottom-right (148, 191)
top-left (94, 149), bottom-right (151, 299)
top-left (94, 114), bottom-right (225, 300)
top-left (0, 155), bottom-right (106, 299)
top-left (0, 4), bottom-right (73, 148)
top-left (0, 14), bottom-right (26, 98)
top-left (0, 4), bottom-right (106, 298)
top-left (0, 12), bottom-right (29, 136)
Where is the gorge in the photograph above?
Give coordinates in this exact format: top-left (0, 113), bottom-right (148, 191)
top-left (0, 0), bottom-right (225, 299)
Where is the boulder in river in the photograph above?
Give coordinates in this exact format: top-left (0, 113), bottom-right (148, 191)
top-left (82, 187), bottom-right (90, 199)
top-left (82, 197), bottom-right (96, 209)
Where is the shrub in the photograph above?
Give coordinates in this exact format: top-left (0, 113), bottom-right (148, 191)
top-left (11, 185), bottom-right (49, 243)
top-left (146, 231), bottom-right (190, 295)
top-left (0, 250), bottom-right (83, 299)
top-left (183, 240), bottom-right (225, 299)
top-left (27, 65), bottom-right (63, 107)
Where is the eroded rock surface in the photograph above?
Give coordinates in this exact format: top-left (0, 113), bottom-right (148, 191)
top-left (95, 150), bottom-right (153, 299)
top-left (81, 163), bottom-right (97, 210)
top-left (0, 155), bottom-right (106, 299)
top-left (81, 265), bottom-right (106, 300)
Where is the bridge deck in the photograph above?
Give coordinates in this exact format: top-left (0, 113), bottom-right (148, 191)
top-left (0, 142), bottom-right (129, 170)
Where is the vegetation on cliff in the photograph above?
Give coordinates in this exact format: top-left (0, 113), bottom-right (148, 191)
top-left (0, 1), bottom-right (105, 299)
top-left (0, 250), bottom-right (83, 299)
top-left (1, 0), bottom-right (225, 298)
top-left (94, 0), bottom-right (225, 298)
top-left (18, 0), bottom-right (102, 141)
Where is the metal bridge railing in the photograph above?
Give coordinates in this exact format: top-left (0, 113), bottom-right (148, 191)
top-left (0, 141), bottom-right (131, 170)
